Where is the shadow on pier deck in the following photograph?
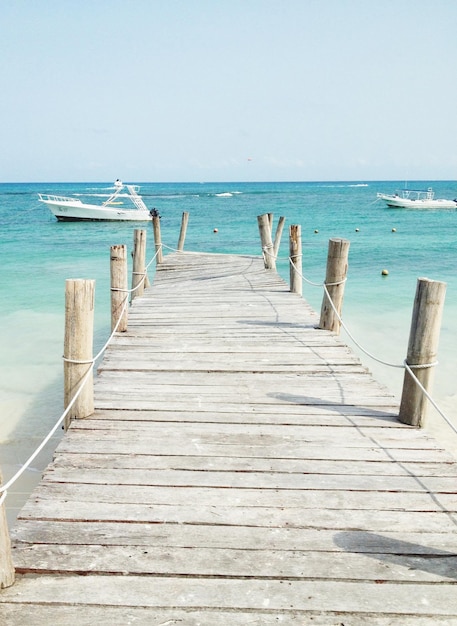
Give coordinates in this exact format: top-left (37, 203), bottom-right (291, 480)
top-left (2, 252), bottom-right (457, 625)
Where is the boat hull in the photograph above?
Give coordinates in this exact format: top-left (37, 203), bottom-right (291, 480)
top-left (377, 193), bottom-right (457, 210)
top-left (41, 199), bottom-right (152, 221)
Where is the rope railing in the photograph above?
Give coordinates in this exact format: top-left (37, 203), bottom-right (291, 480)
top-left (162, 242), bottom-right (182, 253)
top-left (0, 245), bottom-right (163, 500)
top-left (287, 255), bottom-right (456, 435)
top-left (225, 239), bottom-right (450, 432)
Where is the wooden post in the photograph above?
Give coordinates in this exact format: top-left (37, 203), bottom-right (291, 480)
top-left (131, 229), bottom-right (147, 302)
top-left (399, 278), bottom-right (447, 427)
top-left (110, 244), bottom-right (128, 332)
top-left (273, 216), bottom-right (286, 259)
top-left (177, 211), bottom-right (189, 251)
top-left (152, 215), bottom-right (163, 264)
top-left (0, 473), bottom-right (14, 588)
top-left (257, 214), bottom-right (276, 270)
top-left (289, 224), bottom-right (302, 295)
top-left (64, 279), bottom-right (95, 429)
top-left (318, 238), bottom-right (350, 333)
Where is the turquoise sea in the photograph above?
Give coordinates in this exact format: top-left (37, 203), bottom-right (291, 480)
top-left (1, 180), bottom-right (456, 523)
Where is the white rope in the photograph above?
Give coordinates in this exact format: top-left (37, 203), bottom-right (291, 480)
top-left (289, 257), bottom-right (406, 369)
top-left (62, 357), bottom-right (94, 364)
top-left (262, 245), bottom-right (277, 261)
top-left (287, 255), bottom-right (455, 431)
top-left (161, 243), bottom-right (180, 252)
top-left (291, 256), bottom-right (439, 372)
top-left (321, 281), bottom-right (406, 369)
top-left (404, 361), bottom-right (457, 435)
top-left (0, 363), bottom-right (94, 494)
top-left (0, 246), bottom-right (163, 497)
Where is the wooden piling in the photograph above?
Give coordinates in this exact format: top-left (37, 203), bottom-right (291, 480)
top-left (399, 278), bottom-right (447, 427)
top-left (152, 215), bottom-right (163, 264)
top-left (110, 244), bottom-right (128, 332)
top-left (131, 229), bottom-right (147, 302)
top-left (64, 279), bottom-right (95, 429)
top-left (0, 473), bottom-right (14, 589)
top-left (273, 216), bottom-right (286, 259)
top-left (257, 214), bottom-right (276, 270)
top-left (177, 212), bottom-right (189, 251)
top-left (318, 238), bottom-right (350, 333)
top-left (289, 224), bottom-right (302, 295)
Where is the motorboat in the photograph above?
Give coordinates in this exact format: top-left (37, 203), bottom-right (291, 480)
top-left (377, 188), bottom-right (457, 209)
top-left (39, 181), bottom-right (155, 221)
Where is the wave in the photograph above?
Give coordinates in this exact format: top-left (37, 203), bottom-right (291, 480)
top-left (142, 193), bottom-right (202, 199)
top-left (315, 183), bottom-right (369, 189)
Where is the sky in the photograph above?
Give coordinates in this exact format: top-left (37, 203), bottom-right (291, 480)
top-left (1, 0), bottom-right (457, 183)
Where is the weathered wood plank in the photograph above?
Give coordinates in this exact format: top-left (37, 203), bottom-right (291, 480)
top-left (88, 403), bottom-right (402, 418)
top-left (0, 605), bottom-right (454, 626)
top-left (58, 423), bottom-right (445, 451)
top-left (11, 520), bottom-right (457, 552)
top-left (48, 451), bottom-right (457, 476)
top-left (55, 433), bottom-right (452, 462)
top-left (18, 482), bottom-right (457, 514)
top-left (41, 466), bottom-right (457, 493)
top-left (3, 575), bottom-right (457, 615)
top-left (3, 605), bottom-right (457, 626)
top-left (85, 406), bottom-right (403, 425)
top-left (13, 544), bottom-right (457, 582)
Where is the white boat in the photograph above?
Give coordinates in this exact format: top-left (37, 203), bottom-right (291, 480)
top-left (39, 181), bottom-right (156, 221)
top-left (377, 188), bottom-right (457, 209)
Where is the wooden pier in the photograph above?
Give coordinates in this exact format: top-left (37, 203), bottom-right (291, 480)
top-left (2, 251), bottom-right (457, 624)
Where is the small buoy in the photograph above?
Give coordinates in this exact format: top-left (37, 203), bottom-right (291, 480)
top-left (314, 229), bottom-right (319, 234)
top-left (213, 228), bottom-right (218, 233)
top-left (381, 269), bottom-right (389, 276)
top-left (392, 227), bottom-right (396, 232)
top-left (355, 228), bottom-right (360, 232)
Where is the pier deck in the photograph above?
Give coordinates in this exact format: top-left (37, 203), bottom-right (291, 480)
top-left (2, 252), bottom-right (457, 625)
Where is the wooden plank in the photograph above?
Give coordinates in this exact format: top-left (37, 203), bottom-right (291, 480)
top-left (0, 605), bottom-right (453, 626)
top-left (48, 451), bottom-right (457, 476)
top-left (11, 521), bottom-right (457, 552)
top-left (65, 421), bottom-right (432, 442)
top-left (58, 423), bottom-right (445, 451)
top-left (18, 482), bottom-right (457, 514)
top-left (55, 434), bottom-right (452, 462)
top-left (42, 466), bottom-right (457, 493)
top-left (2, 575), bottom-right (457, 615)
top-left (82, 406), bottom-right (403, 425)
top-left (13, 544), bottom-right (457, 583)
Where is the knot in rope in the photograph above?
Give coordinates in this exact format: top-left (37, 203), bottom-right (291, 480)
top-left (325, 277), bottom-right (347, 287)
top-left (404, 359), bottom-right (439, 370)
top-left (62, 356), bottom-right (94, 365)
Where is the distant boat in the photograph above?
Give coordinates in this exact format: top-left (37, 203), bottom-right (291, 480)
top-left (39, 181), bottom-right (155, 221)
top-left (377, 187), bottom-right (457, 209)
